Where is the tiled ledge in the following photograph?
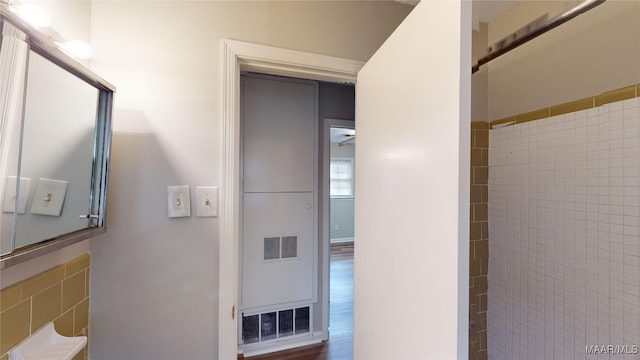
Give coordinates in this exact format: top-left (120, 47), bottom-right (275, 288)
top-left (490, 83), bottom-right (640, 128)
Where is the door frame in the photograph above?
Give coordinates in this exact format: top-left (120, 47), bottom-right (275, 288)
top-left (220, 39), bottom-right (364, 359)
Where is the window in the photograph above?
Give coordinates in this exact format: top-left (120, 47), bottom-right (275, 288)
top-left (330, 158), bottom-right (353, 197)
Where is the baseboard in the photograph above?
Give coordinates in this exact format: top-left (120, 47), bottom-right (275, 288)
top-left (240, 334), bottom-right (324, 357)
top-left (330, 237), bottom-right (354, 244)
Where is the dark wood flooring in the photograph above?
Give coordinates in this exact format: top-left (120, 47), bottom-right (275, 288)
top-left (239, 242), bottom-right (354, 360)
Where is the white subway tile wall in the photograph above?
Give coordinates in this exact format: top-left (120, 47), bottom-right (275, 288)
top-left (488, 97), bottom-right (640, 359)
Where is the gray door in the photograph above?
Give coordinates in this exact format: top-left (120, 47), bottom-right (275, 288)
top-left (241, 74), bottom-right (318, 312)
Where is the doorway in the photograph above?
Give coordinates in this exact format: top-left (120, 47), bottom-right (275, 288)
top-left (238, 73), bottom-right (319, 357)
top-left (326, 122), bottom-right (355, 359)
top-left (222, 9), bottom-right (470, 354)
top-left (223, 4), bottom-right (471, 353)
top-left (238, 72), bottom-right (356, 357)
top-left (219, 47), bottom-right (362, 360)
top-left (328, 126), bottom-right (356, 244)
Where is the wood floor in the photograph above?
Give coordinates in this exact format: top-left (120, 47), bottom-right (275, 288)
top-left (238, 242), bottom-right (354, 360)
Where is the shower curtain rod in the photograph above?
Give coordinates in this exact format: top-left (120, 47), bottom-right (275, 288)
top-left (472, 0), bottom-right (606, 74)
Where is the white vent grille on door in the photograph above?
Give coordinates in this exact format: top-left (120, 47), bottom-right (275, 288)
top-left (263, 237), bottom-right (280, 260)
top-left (282, 236), bottom-right (298, 258)
top-left (263, 235), bottom-right (298, 260)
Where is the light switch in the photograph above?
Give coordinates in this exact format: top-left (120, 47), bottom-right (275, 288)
top-left (196, 186), bottom-right (218, 217)
top-left (30, 178), bottom-right (68, 216)
top-left (2, 176), bottom-right (31, 214)
top-left (167, 185), bottom-right (191, 218)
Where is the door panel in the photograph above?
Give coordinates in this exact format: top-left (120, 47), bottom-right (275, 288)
top-left (240, 74), bottom-right (318, 315)
top-left (353, 1), bottom-right (470, 358)
top-left (243, 75), bottom-right (316, 193)
top-left (242, 192), bottom-right (314, 308)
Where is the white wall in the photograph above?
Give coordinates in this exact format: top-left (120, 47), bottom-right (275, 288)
top-left (1, 0), bottom-right (92, 289)
top-left (354, 0), bottom-right (470, 358)
top-left (488, 98), bottom-right (640, 359)
top-left (488, 1), bottom-right (640, 120)
top-left (88, 2), bottom-right (412, 359)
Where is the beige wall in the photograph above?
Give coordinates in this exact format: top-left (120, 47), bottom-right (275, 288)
top-left (487, 0), bottom-right (640, 120)
top-left (472, 23), bottom-right (488, 122)
top-left (88, 2), bottom-right (412, 359)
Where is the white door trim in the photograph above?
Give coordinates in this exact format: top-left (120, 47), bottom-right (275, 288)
top-left (220, 39), bottom-right (364, 359)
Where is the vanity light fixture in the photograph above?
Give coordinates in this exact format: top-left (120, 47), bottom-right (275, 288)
top-left (56, 39), bottom-right (93, 60)
top-left (10, 2), bottom-right (93, 60)
top-left (10, 2), bottom-right (50, 28)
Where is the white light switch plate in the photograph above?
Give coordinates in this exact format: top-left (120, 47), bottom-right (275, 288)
top-left (2, 176), bottom-right (31, 214)
top-left (196, 186), bottom-right (218, 217)
top-left (30, 178), bottom-right (68, 216)
top-left (168, 185), bottom-right (191, 218)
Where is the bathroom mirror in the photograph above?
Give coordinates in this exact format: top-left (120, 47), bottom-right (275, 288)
top-left (0, 5), bottom-right (114, 268)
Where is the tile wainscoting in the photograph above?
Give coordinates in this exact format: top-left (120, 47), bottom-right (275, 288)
top-left (470, 121), bottom-right (489, 360)
top-left (0, 253), bottom-right (90, 360)
top-left (488, 95), bottom-right (640, 359)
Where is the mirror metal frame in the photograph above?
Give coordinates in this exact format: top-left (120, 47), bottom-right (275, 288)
top-left (0, 4), bottom-right (115, 269)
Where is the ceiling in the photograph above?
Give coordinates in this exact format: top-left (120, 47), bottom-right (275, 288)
top-left (472, 0), bottom-right (520, 24)
top-left (395, 0), bottom-right (520, 30)
top-left (330, 128), bottom-right (356, 144)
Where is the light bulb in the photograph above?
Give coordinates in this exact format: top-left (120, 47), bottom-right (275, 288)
top-left (13, 3), bottom-right (51, 28)
top-left (60, 40), bottom-right (93, 59)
